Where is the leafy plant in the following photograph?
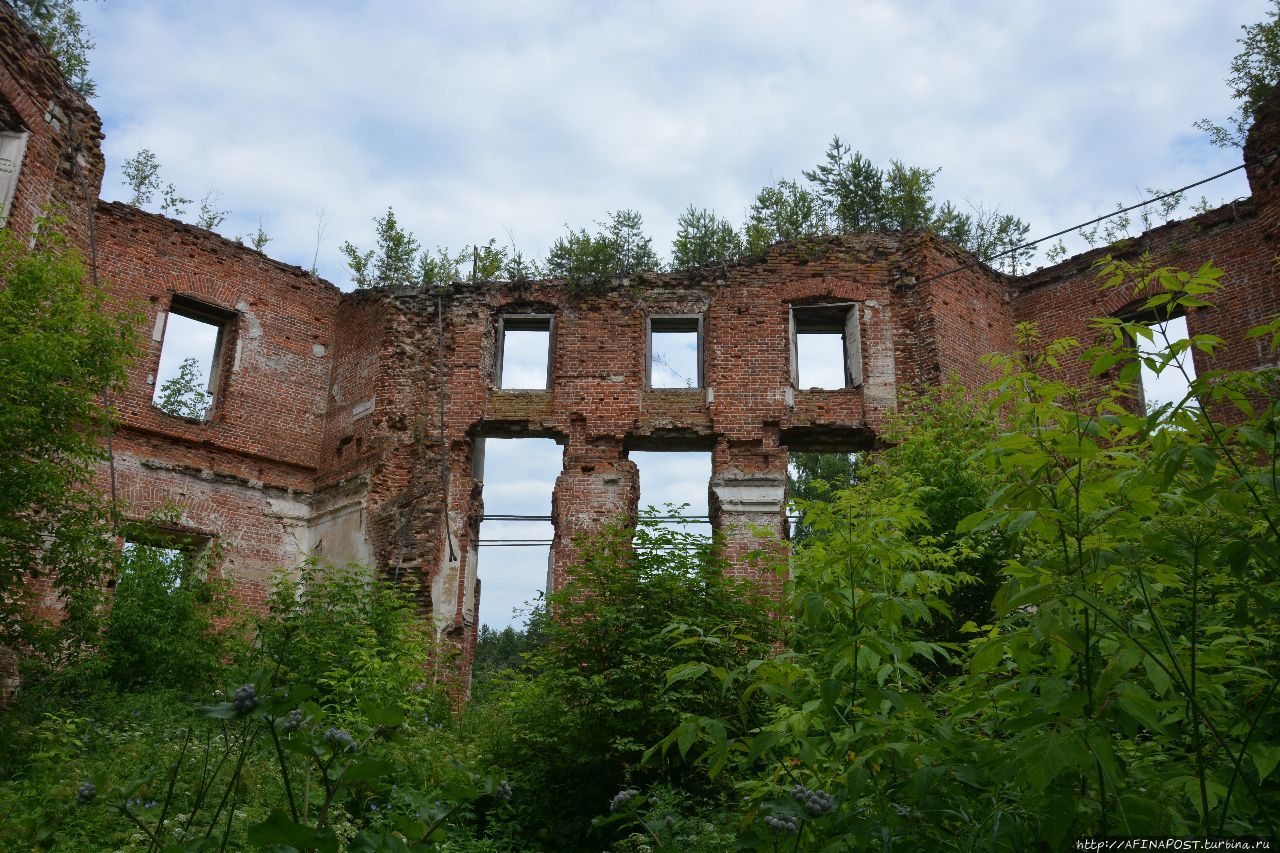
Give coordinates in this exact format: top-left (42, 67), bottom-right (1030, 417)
top-left (0, 222), bottom-right (138, 656)
top-left (478, 515), bottom-right (778, 847)
top-left (545, 209), bottom-right (662, 289)
top-left (1196, 0), bottom-right (1280, 148)
top-left (657, 258), bottom-right (1280, 848)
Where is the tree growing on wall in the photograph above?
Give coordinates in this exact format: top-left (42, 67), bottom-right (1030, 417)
top-left (10, 0), bottom-right (96, 98)
top-left (1197, 0), bottom-right (1280, 148)
top-left (153, 356), bottom-right (212, 420)
top-left (0, 222), bottom-right (138, 654)
top-left (545, 208), bottom-right (663, 286)
top-left (671, 205), bottom-right (743, 270)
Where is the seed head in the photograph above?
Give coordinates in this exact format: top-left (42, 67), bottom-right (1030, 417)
top-left (609, 788), bottom-right (641, 813)
top-left (323, 727), bottom-right (355, 752)
top-left (791, 784), bottom-right (836, 816)
top-left (232, 684), bottom-right (259, 716)
top-left (764, 814), bottom-right (798, 833)
top-left (281, 708), bottom-right (303, 733)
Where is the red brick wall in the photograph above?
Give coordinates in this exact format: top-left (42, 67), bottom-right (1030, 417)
top-left (0, 3), bottom-right (103, 243)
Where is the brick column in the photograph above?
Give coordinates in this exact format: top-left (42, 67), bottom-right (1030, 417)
top-left (548, 434), bottom-right (638, 590)
top-left (709, 438), bottom-right (789, 593)
top-left (429, 437), bottom-right (484, 684)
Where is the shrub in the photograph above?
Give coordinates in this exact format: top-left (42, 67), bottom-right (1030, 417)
top-left (478, 516), bottom-right (780, 848)
top-left (99, 529), bottom-right (241, 692)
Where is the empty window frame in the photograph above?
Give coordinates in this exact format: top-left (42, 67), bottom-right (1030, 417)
top-left (0, 128), bottom-right (29, 225)
top-left (496, 314), bottom-right (553, 390)
top-left (152, 296), bottom-right (236, 421)
top-left (790, 303), bottom-right (861, 390)
top-left (1132, 314), bottom-right (1197, 414)
top-left (120, 526), bottom-right (213, 590)
top-left (647, 315), bottom-right (703, 388)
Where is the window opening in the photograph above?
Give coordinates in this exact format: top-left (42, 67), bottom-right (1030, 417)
top-left (790, 304), bottom-right (861, 390)
top-left (497, 315), bottom-right (553, 390)
top-left (120, 526), bottom-right (211, 590)
top-left (787, 451), bottom-right (861, 540)
top-left (153, 297), bottom-right (234, 421)
top-left (630, 450), bottom-right (712, 541)
top-left (475, 437), bottom-right (561, 631)
top-left (1135, 314), bottom-right (1197, 413)
top-left (648, 315), bottom-right (702, 388)
top-left (0, 129), bottom-right (30, 225)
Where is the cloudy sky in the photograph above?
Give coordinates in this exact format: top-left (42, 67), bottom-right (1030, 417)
top-left (80, 1), bottom-right (1267, 627)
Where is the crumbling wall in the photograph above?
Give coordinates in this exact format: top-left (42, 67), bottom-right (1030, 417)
top-left (0, 2), bottom-right (103, 240)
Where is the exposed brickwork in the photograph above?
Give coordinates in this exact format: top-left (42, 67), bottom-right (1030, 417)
top-left (0, 3), bottom-right (102, 240)
top-left (4, 2), bottom-right (1279, 688)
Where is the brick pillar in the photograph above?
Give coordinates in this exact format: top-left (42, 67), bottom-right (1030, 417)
top-left (709, 437), bottom-right (789, 593)
top-left (430, 436), bottom-right (484, 686)
top-left (548, 434), bottom-right (638, 590)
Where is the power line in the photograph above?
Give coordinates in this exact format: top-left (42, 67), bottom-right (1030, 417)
top-left (914, 162), bottom-right (1249, 288)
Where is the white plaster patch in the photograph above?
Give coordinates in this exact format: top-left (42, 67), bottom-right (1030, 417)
top-left (711, 476), bottom-right (786, 514)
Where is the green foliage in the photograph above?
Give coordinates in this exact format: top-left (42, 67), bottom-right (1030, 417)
top-left (478, 516), bottom-right (779, 847)
top-left (342, 207), bottom-right (423, 289)
top-left (120, 148), bottom-right (195, 222)
top-left (670, 206), bottom-right (742, 271)
top-left (153, 355), bottom-right (212, 420)
top-left (800, 136), bottom-right (1034, 273)
top-left (342, 207), bottom-right (514, 291)
top-left (194, 188), bottom-right (229, 231)
top-left (545, 209), bottom-right (662, 288)
top-left (11, 0), bottom-right (96, 98)
top-left (471, 607), bottom-right (546, 698)
top-left (256, 560), bottom-right (447, 726)
top-left (0, 223), bottom-right (138, 654)
top-left (661, 258), bottom-right (1280, 847)
top-left (743, 178), bottom-right (827, 256)
top-left (99, 531), bottom-right (241, 692)
top-left (1196, 0), bottom-right (1280, 148)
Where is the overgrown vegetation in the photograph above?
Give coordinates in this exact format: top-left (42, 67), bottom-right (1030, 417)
top-left (0, 223), bottom-right (137, 659)
top-left (342, 140), bottom-right (1034, 291)
top-left (10, 0), bottom-right (96, 98)
top-left (3, 254), bottom-right (1279, 849)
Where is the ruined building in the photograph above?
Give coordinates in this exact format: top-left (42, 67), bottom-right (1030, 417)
top-left (3, 4), bottom-right (1279, 679)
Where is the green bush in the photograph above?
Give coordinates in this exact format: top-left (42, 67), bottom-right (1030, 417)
top-left (255, 560), bottom-right (450, 727)
top-left (660, 257), bottom-right (1280, 849)
top-left (477, 516), bottom-right (779, 848)
top-left (100, 533), bottom-right (242, 692)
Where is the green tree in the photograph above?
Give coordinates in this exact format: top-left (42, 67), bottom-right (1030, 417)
top-left (341, 207), bottom-right (505, 290)
top-left (545, 209), bottom-right (662, 286)
top-left (341, 207), bottom-right (421, 288)
top-left (100, 530), bottom-right (239, 691)
top-left (671, 205), bottom-right (743, 270)
top-left (798, 136), bottom-right (1034, 273)
top-left (480, 516), bottom-right (778, 847)
top-left (0, 223), bottom-right (138, 654)
top-left (153, 356), bottom-right (212, 420)
top-left (119, 148), bottom-right (196, 223)
top-left (11, 0), bottom-right (96, 98)
top-left (663, 259), bottom-right (1280, 846)
top-left (1196, 0), bottom-right (1280, 148)
top-left (743, 178), bottom-right (827, 256)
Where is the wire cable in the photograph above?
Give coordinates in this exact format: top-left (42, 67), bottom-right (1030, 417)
top-left (914, 162), bottom-right (1249, 287)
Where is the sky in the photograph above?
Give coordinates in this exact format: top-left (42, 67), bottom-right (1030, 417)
top-left (82, 1), bottom-right (1268, 627)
